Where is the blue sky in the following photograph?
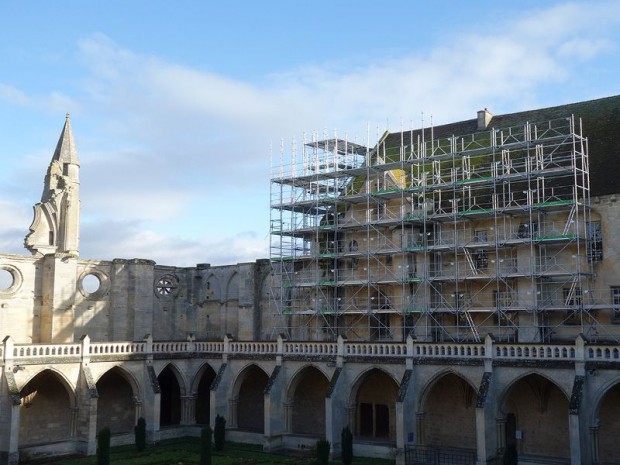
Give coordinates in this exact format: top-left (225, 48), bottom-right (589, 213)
top-left (1, 1), bottom-right (619, 266)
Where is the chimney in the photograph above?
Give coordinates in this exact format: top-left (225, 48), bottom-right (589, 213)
top-left (477, 108), bottom-right (493, 130)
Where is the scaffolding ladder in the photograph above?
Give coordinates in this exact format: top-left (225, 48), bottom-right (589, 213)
top-left (463, 310), bottom-right (481, 342)
top-left (463, 248), bottom-right (478, 275)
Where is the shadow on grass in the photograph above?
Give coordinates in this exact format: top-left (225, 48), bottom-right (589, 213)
top-left (37, 438), bottom-right (394, 465)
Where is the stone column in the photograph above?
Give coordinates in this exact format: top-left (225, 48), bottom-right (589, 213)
top-left (142, 357), bottom-right (161, 443)
top-left (496, 417), bottom-right (506, 450)
top-left (395, 401), bottom-right (405, 449)
top-left (284, 399), bottom-right (294, 433)
top-left (134, 397), bottom-right (143, 424)
top-left (415, 412), bottom-right (425, 445)
top-left (228, 397), bottom-right (238, 428)
top-left (70, 406), bottom-right (79, 437)
top-left (475, 407), bottom-right (488, 465)
top-left (325, 367), bottom-right (346, 458)
top-left (181, 396), bottom-right (196, 425)
top-left (590, 423), bottom-right (599, 465)
top-left (0, 400), bottom-right (20, 465)
top-left (347, 405), bottom-right (356, 436)
top-left (475, 370), bottom-right (495, 465)
top-left (0, 340), bottom-right (21, 465)
top-left (76, 361), bottom-right (98, 456)
top-left (568, 413), bottom-right (582, 465)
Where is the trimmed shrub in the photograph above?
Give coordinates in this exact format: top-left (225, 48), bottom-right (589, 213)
top-left (200, 426), bottom-right (213, 465)
top-left (341, 426), bottom-right (353, 465)
top-left (134, 417), bottom-right (146, 452)
top-left (214, 414), bottom-right (226, 451)
top-left (97, 427), bottom-right (111, 465)
top-left (316, 439), bottom-right (330, 465)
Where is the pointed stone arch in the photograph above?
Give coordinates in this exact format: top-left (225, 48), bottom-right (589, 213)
top-left (417, 368), bottom-right (478, 409)
top-left (499, 372), bottom-right (570, 461)
top-left (205, 273), bottom-right (222, 302)
top-left (95, 366), bottom-right (139, 434)
top-left (286, 365), bottom-right (330, 435)
top-left (19, 369), bottom-right (76, 446)
top-left (418, 370), bottom-right (478, 449)
top-left (191, 362), bottom-right (218, 425)
top-left (200, 273), bottom-right (222, 338)
top-left (156, 362), bottom-right (188, 396)
top-left (17, 366), bottom-right (76, 397)
top-left (93, 364), bottom-right (141, 398)
top-left (499, 370), bottom-right (571, 409)
top-left (231, 364), bottom-right (269, 432)
top-left (225, 272), bottom-right (240, 302)
top-left (348, 367), bottom-right (399, 442)
top-left (157, 363), bottom-right (185, 427)
top-left (590, 377), bottom-right (620, 463)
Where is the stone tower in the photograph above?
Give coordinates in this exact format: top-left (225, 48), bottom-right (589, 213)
top-left (23, 115), bottom-right (81, 342)
top-left (25, 114), bottom-right (80, 256)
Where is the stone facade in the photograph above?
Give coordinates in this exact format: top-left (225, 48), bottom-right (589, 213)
top-left (2, 100), bottom-right (620, 465)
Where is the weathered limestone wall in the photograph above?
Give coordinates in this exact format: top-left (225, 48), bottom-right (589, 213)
top-left (589, 195), bottom-right (620, 329)
top-left (0, 255), bottom-right (37, 343)
top-left (424, 373), bottom-right (477, 448)
top-left (18, 371), bottom-right (72, 445)
top-left (95, 370), bottom-right (135, 434)
top-left (0, 253), bottom-right (271, 344)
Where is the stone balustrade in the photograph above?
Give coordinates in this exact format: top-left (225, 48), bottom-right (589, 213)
top-left (345, 342), bottom-right (407, 356)
top-left (12, 343), bottom-right (81, 359)
top-left (413, 343), bottom-right (485, 358)
top-left (229, 341), bottom-right (277, 354)
top-left (586, 346), bottom-right (620, 360)
top-left (494, 344), bottom-right (576, 360)
top-left (283, 342), bottom-right (337, 355)
top-left (90, 341), bottom-right (146, 355)
top-left (2, 334), bottom-right (619, 366)
top-left (152, 341), bottom-right (191, 353)
top-left (193, 341), bottom-right (225, 352)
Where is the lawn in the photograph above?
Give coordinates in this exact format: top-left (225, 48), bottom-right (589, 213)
top-left (45, 438), bottom-right (395, 465)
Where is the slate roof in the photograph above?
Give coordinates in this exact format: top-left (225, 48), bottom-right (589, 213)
top-left (383, 95), bottom-right (620, 197)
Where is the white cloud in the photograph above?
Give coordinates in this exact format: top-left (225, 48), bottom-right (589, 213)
top-left (0, 84), bottom-right (30, 106)
top-left (83, 184), bottom-right (193, 222)
top-left (1, 1), bottom-right (620, 265)
top-left (0, 83), bottom-right (78, 114)
top-left (81, 220), bottom-right (268, 266)
top-left (557, 38), bottom-right (612, 60)
top-left (0, 201), bottom-right (31, 254)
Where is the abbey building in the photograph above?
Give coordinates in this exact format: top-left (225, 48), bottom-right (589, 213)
top-left (2, 97), bottom-right (620, 465)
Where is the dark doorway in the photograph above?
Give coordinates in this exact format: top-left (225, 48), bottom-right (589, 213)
top-left (158, 366), bottom-right (181, 426)
top-left (355, 369), bottom-right (398, 441)
top-left (505, 413), bottom-right (517, 447)
top-left (237, 365), bottom-right (268, 432)
top-left (358, 403), bottom-right (390, 438)
top-left (359, 403), bottom-right (374, 436)
top-left (195, 366), bottom-right (216, 425)
top-left (375, 404), bottom-right (390, 437)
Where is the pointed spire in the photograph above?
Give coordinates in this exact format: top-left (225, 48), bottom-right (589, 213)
top-left (25, 114), bottom-right (81, 256)
top-left (52, 113), bottom-right (79, 166)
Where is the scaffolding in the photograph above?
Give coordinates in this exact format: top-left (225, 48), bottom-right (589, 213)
top-left (269, 115), bottom-right (611, 343)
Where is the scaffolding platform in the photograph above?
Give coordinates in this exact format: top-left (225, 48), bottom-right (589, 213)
top-left (269, 116), bottom-right (604, 343)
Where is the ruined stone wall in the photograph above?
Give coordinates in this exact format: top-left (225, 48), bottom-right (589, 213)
top-left (0, 252), bottom-right (271, 344)
top-left (0, 254), bottom-right (38, 343)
